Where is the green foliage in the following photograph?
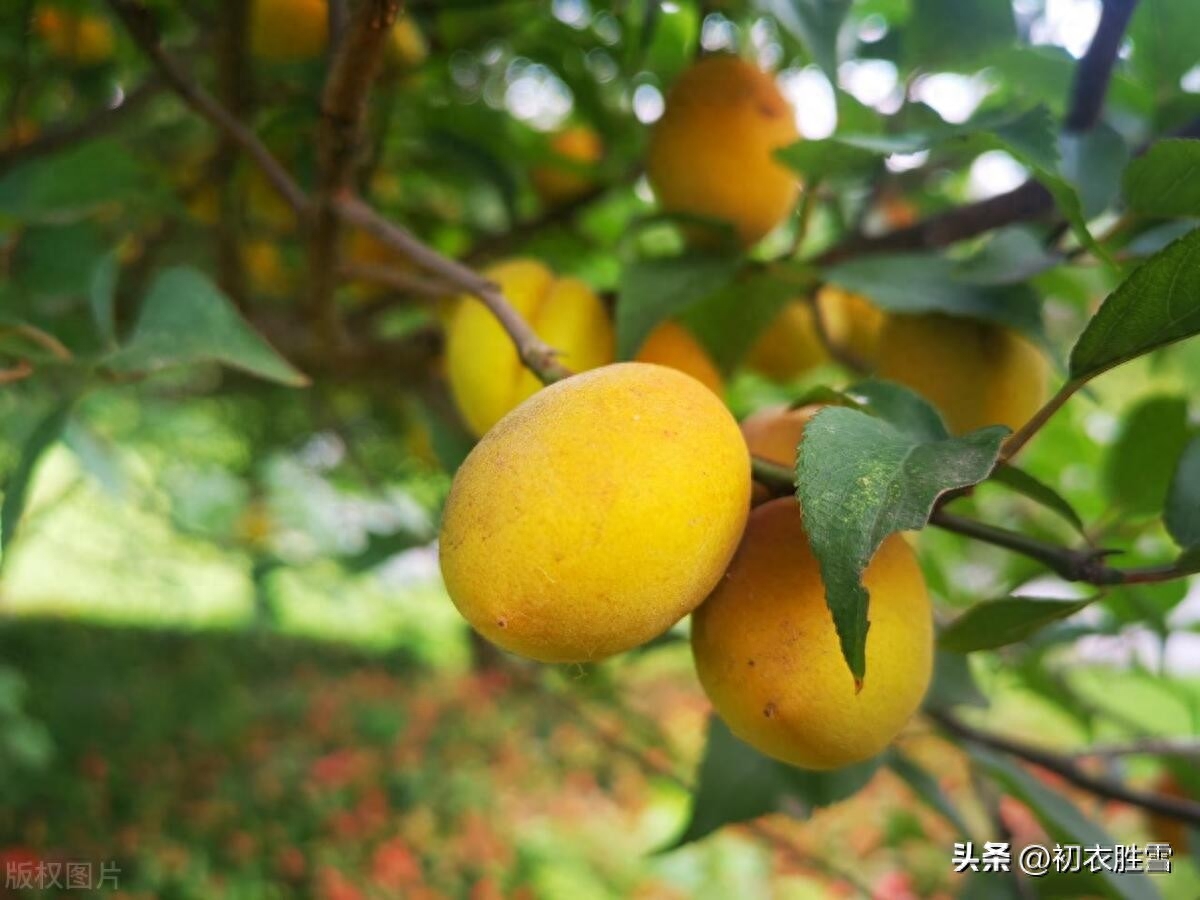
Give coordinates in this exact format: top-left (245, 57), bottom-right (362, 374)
top-left (1166, 435), bottom-right (1200, 550)
top-left (1123, 139), bottom-right (1200, 218)
top-left (989, 464), bottom-right (1085, 535)
top-left (616, 253), bottom-right (741, 359)
top-left (1104, 395), bottom-right (1192, 516)
top-left (1, 399), bottom-right (74, 562)
top-left (939, 595), bottom-right (1097, 653)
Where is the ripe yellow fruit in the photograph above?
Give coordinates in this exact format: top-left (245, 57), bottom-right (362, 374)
top-left (35, 6), bottom-right (115, 66)
top-left (250, 0), bottom-right (328, 62)
top-left (740, 404), bottom-right (819, 505)
top-left (647, 55), bottom-right (799, 247)
top-left (875, 313), bottom-right (1050, 434)
top-left (446, 259), bottom-right (614, 436)
top-left (692, 497), bottom-right (933, 769)
top-left (242, 239), bottom-right (292, 298)
top-left (531, 126), bottom-right (604, 206)
top-left (389, 15), bottom-right (428, 68)
top-left (747, 288), bottom-right (884, 381)
top-left (635, 321), bottom-right (723, 396)
top-left (440, 362), bottom-right (752, 663)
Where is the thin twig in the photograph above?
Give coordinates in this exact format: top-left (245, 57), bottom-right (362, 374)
top-left (1065, 0), bottom-right (1141, 132)
top-left (336, 195), bottom-right (571, 383)
top-left (0, 361), bottom-right (34, 386)
top-left (338, 262), bottom-right (457, 299)
top-left (213, 0), bottom-right (253, 307)
top-left (1001, 377), bottom-right (1085, 462)
top-left (103, 0), bottom-right (308, 215)
top-left (309, 0), bottom-right (401, 350)
top-left (929, 709), bottom-right (1200, 826)
top-left (1068, 737), bottom-right (1200, 760)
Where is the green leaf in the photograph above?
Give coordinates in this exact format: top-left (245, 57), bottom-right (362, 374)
top-left (616, 254), bottom-right (741, 359)
top-left (939, 596), bottom-right (1096, 653)
top-left (13, 222), bottom-right (108, 297)
top-left (673, 714), bottom-right (880, 846)
top-left (681, 270), bottom-right (797, 373)
top-left (764, 0), bottom-right (853, 82)
top-left (823, 254), bottom-right (1047, 344)
top-left (1, 399), bottom-right (74, 561)
top-left (904, 0), bottom-right (1015, 71)
top-left (1123, 139), bottom-right (1200, 219)
top-left (1069, 228), bottom-right (1200, 380)
top-left (1130, 0), bottom-right (1200, 99)
top-left (796, 401), bottom-right (1007, 681)
top-left (926, 651), bottom-right (988, 710)
top-left (1104, 396), bottom-right (1192, 516)
top-left (1060, 125), bottom-right (1130, 219)
top-left (972, 749), bottom-right (1162, 900)
top-left (845, 378), bottom-right (947, 442)
top-left (63, 421), bottom-right (129, 499)
top-left (89, 252), bottom-right (119, 349)
top-left (989, 464), bottom-right (1086, 535)
top-left (1166, 434), bottom-right (1200, 550)
top-left (104, 268), bottom-right (309, 386)
top-left (339, 526), bottom-right (431, 574)
top-left (888, 752), bottom-right (973, 837)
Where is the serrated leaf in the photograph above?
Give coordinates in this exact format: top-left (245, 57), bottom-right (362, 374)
top-left (89, 252), bottom-right (119, 349)
top-left (681, 270), bottom-right (797, 373)
top-left (939, 596), bottom-right (1096, 653)
top-left (763, 0), bottom-right (853, 82)
top-left (990, 464), bottom-right (1085, 535)
top-left (1, 399), bottom-right (74, 562)
top-left (1069, 228), bottom-right (1200, 380)
top-left (672, 714), bottom-right (880, 847)
top-left (889, 752), bottom-right (973, 837)
top-left (823, 254), bottom-right (1047, 345)
top-left (616, 254), bottom-right (741, 359)
top-left (844, 378), bottom-right (948, 442)
top-left (972, 749), bottom-right (1161, 900)
top-left (1123, 139), bottom-right (1200, 219)
top-left (104, 267), bottom-right (309, 386)
top-left (797, 402), bottom-right (1007, 681)
top-left (1166, 434), bottom-right (1200, 550)
top-left (1104, 396), bottom-right (1191, 516)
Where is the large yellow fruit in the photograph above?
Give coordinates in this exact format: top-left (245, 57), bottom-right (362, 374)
top-left (747, 289), bottom-right (884, 381)
top-left (440, 362), bottom-right (751, 663)
top-left (447, 259), bottom-right (614, 436)
top-left (635, 321), bottom-right (723, 396)
top-left (35, 6), bottom-right (115, 66)
top-left (875, 313), bottom-right (1050, 434)
top-left (692, 498), bottom-right (932, 769)
top-left (740, 404), bottom-right (818, 505)
top-left (531, 126), bottom-right (604, 206)
top-left (647, 55), bottom-right (799, 247)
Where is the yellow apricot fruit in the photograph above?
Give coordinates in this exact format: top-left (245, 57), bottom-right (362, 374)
top-left (250, 0), bottom-right (328, 62)
top-left (35, 6), bottom-right (115, 66)
top-left (634, 321), bottom-right (723, 396)
top-left (647, 55), bottom-right (799, 247)
top-left (531, 126), bottom-right (604, 206)
top-left (389, 15), bottom-right (428, 68)
top-left (874, 313), bottom-right (1050, 434)
top-left (446, 259), bottom-right (614, 436)
top-left (440, 362), bottom-right (751, 663)
top-left (242, 239), bottom-right (292, 298)
top-left (740, 404), bottom-right (819, 505)
top-left (819, 286), bottom-right (885, 365)
top-left (746, 301), bottom-right (829, 381)
top-left (692, 497), bottom-right (933, 769)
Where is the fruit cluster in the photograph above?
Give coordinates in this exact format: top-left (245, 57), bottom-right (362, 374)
top-left (439, 56), bottom-right (1052, 770)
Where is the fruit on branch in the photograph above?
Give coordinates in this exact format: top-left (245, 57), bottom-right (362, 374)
top-left (691, 497), bottom-right (932, 769)
top-left (34, 5), bottom-right (115, 66)
top-left (531, 125), bottom-right (603, 207)
top-left (634, 321), bottom-right (723, 396)
top-left (250, 0), bottom-right (425, 66)
top-left (647, 55), bottom-right (800, 248)
top-left (439, 362), bottom-right (751, 663)
top-left (875, 313), bottom-right (1049, 434)
top-left (446, 259), bottom-right (613, 436)
top-left (747, 288), bottom-right (883, 380)
top-left (740, 404), bottom-right (819, 505)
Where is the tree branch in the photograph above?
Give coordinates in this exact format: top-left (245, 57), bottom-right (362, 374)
top-left (309, 0), bottom-right (400, 350)
top-left (213, 0), bottom-right (253, 307)
top-left (1065, 0), bottom-right (1141, 132)
top-left (929, 709), bottom-right (1200, 825)
top-left (335, 195), bottom-right (571, 383)
top-left (1069, 737), bottom-right (1200, 760)
top-left (103, 0), bottom-right (308, 215)
top-left (339, 262), bottom-right (457, 299)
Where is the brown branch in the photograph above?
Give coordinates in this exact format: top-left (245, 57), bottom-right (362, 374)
top-left (213, 0), bottom-right (253, 307)
top-left (0, 361), bottom-right (34, 386)
top-left (1068, 737), bottom-right (1200, 760)
top-left (0, 79), bottom-right (163, 177)
top-left (336, 195), bottom-right (571, 383)
top-left (102, 0), bottom-right (308, 215)
top-left (929, 709), bottom-right (1200, 826)
top-left (309, 0), bottom-right (400, 351)
top-left (338, 262), bottom-right (457, 299)
top-left (1065, 0), bottom-right (1141, 132)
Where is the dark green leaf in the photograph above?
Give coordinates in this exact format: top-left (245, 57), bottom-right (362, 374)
top-left (673, 714), bottom-right (880, 846)
top-left (681, 270), bottom-right (797, 373)
top-left (844, 378), bottom-right (947, 442)
top-left (990, 464), bottom-right (1086, 535)
top-left (1060, 125), bottom-right (1130, 218)
top-left (1166, 434), bottom-right (1200, 550)
top-left (1104, 396), bottom-right (1191, 516)
top-left (1, 399), bottom-right (74, 561)
top-left (14, 222), bottom-right (107, 297)
top-left (104, 268), bottom-right (309, 386)
top-left (888, 752), bottom-right (973, 837)
top-left (1069, 228), bottom-right (1200, 380)
top-left (797, 401), bottom-right (1007, 681)
top-left (339, 527), bottom-right (430, 574)
top-left (904, 0), bottom-right (1015, 71)
top-left (1123, 139), bottom-right (1200, 219)
top-left (1130, 0), bottom-right (1200, 99)
top-left (939, 596), bottom-right (1096, 653)
top-left (89, 253), bottom-right (119, 349)
top-left (764, 0), bottom-right (853, 82)
top-left (924, 652), bottom-right (988, 710)
top-left (972, 749), bottom-right (1161, 900)
top-left (616, 254), bottom-right (741, 359)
